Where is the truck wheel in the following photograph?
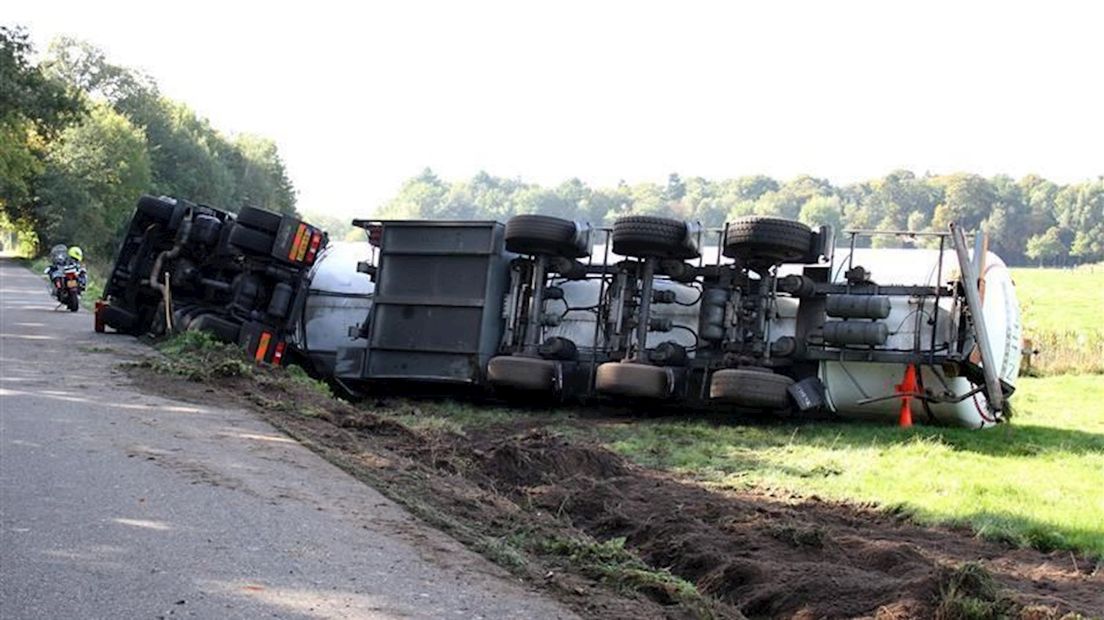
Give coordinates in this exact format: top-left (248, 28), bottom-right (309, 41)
top-left (723, 216), bottom-right (813, 264)
top-left (504, 214), bottom-right (587, 258)
top-left (136, 195), bottom-right (187, 231)
top-left (136, 195), bottom-right (175, 222)
top-left (235, 206), bottom-right (283, 234)
top-left (487, 356), bottom-right (558, 391)
top-left (229, 224), bottom-right (275, 255)
top-left (595, 361), bottom-right (672, 399)
top-left (611, 216), bottom-right (698, 259)
top-left (188, 314), bottom-right (242, 343)
top-left (710, 367), bottom-right (794, 409)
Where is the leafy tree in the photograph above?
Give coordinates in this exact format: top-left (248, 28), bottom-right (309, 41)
top-left (35, 103), bottom-right (151, 259)
top-left (0, 26), bottom-right (82, 242)
top-left (798, 195), bottom-right (843, 232)
top-left (1025, 227), bottom-right (1066, 266)
top-left (45, 36), bottom-right (297, 215)
top-left (375, 170), bottom-right (1102, 267)
top-left (377, 168), bottom-right (449, 218)
top-left (229, 134), bottom-right (296, 214)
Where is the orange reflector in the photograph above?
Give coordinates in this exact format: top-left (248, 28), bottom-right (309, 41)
top-left (295, 229), bottom-right (311, 262)
top-left (288, 223), bottom-right (307, 260)
top-left (255, 331), bottom-right (272, 362)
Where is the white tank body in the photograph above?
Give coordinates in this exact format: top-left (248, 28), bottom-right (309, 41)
top-left (297, 242), bottom-right (376, 373)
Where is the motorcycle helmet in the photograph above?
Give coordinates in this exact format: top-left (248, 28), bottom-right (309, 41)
top-left (68, 246), bottom-right (84, 262)
top-left (50, 244), bottom-right (69, 263)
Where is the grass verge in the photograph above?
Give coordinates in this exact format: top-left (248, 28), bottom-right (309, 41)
top-left (602, 375), bottom-right (1103, 559)
top-left (368, 376), bottom-right (1104, 559)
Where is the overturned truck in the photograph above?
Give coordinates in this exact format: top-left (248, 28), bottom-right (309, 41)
top-left (97, 195), bottom-right (327, 364)
top-left (100, 197), bottom-right (1021, 428)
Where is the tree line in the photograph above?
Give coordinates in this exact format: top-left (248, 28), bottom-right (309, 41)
top-left (0, 26), bottom-right (297, 261)
top-left (379, 170), bottom-right (1102, 267)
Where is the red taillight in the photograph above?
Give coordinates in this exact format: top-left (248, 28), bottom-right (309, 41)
top-left (368, 225), bottom-right (382, 247)
top-left (272, 341), bottom-right (286, 365)
top-left (305, 232), bottom-right (322, 264)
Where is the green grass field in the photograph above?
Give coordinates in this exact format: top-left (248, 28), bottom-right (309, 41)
top-left (585, 374), bottom-right (1104, 557)
top-left (1012, 266), bottom-right (1104, 375)
top-left (389, 373), bottom-right (1104, 557)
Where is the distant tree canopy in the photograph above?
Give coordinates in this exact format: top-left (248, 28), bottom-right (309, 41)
top-left (380, 169), bottom-right (1104, 266)
top-left (0, 27), bottom-right (296, 260)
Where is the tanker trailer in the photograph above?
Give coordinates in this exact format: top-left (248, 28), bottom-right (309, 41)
top-left (327, 215), bottom-right (1017, 428)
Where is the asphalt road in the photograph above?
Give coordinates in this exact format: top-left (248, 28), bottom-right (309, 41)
top-left (0, 257), bottom-right (574, 620)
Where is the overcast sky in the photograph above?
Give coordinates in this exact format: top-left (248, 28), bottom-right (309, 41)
top-left (8, 1), bottom-right (1103, 218)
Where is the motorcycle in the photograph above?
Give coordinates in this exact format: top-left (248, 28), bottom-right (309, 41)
top-left (45, 244), bottom-right (86, 312)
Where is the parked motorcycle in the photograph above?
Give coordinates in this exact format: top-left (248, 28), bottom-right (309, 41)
top-left (45, 244), bottom-right (87, 312)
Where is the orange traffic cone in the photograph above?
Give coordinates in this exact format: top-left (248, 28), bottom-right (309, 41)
top-left (896, 364), bottom-right (918, 428)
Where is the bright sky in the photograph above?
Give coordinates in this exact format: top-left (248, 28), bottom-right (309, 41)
top-left (9, 1), bottom-right (1103, 218)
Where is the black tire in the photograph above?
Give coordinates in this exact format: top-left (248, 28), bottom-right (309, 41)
top-left (136, 195), bottom-right (176, 222)
top-left (723, 216), bottom-right (813, 264)
top-left (102, 305), bottom-right (139, 332)
top-left (228, 224), bottom-right (275, 256)
top-left (611, 216), bottom-right (698, 259)
top-left (137, 195), bottom-right (187, 231)
top-left (235, 206), bottom-right (283, 234)
top-left (710, 368), bottom-right (794, 409)
top-left (66, 293), bottom-right (79, 312)
top-left (188, 313), bottom-right (242, 343)
top-left (595, 361), bottom-right (672, 399)
top-left (504, 215), bottom-right (587, 258)
top-left (487, 356), bottom-right (558, 391)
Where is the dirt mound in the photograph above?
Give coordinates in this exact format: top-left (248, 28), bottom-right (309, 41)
top-left (477, 429), bottom-right (627, 488)
top-left (466, 430), bottom-right (1103, 619)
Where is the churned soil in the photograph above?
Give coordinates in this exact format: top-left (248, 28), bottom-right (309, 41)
top-left (130, 364), bottom-right (1103, 620)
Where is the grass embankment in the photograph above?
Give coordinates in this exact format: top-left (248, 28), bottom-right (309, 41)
top-left (384, 376), bottom-right (1104, 559)
top-left (588, 375), bottom-right (1104, 557)
top-left (1013, 266), bottom-right (1104, 375)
